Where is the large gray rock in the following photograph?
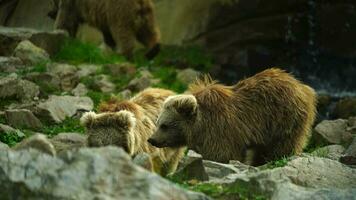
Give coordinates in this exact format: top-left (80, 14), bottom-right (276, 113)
top-left (0, 147), bottom-right (211, 200)
top-left (314, 119), bottom-right (352, 144)
top-left (340, 137), bottom-right (356, 165)
top-left (5, 109), bottom-right (42, 129)
top-left (76, 64), bottom-right (101, 78)
top-left (93, 74), bottom-right (116, 93)
top-left (35, 95), bottom-right (94, 123)
top-left (0, 75), bottom-right (40, 101)
top-left (71, 83), bottom-right (88, 97)
top-left (174, 150), bottom-right (209, 181)
top-left (220, 156), bottom-right (356, 200)
top-left (0, 56), bottom-right (24, 73)
top-left (47, 63), bottom-right (79, 91)
top-left (50, 132), bottom-right (87, 154)
top-left (24, 72), bottom-right (61, 93)
top-left (13, 40), bottom-right (50, 64)
top-left (0, 141), bottom-right (9, 150)
top-left (13, 133), bottom-right (56, 156)
top-left (0, 26), bottom-right (67, 57)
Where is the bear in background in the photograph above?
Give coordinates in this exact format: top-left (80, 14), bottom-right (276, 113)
top-left (148, 68), bottom-right (317, 166)
top-left (81, 88), bottom-right (185, 176)
top-left (51, 0), bottom-right (161, 60)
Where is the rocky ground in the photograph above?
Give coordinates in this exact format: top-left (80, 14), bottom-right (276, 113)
top-left (0, 26), bottom-right (356, 200)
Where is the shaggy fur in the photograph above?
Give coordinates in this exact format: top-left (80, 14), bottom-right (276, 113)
top-left (149, 68), bottom-right (317, 165)
top-left (81, 88), bottom-right (185, 176)
top-left (52, 0), bottom-right (161, 60)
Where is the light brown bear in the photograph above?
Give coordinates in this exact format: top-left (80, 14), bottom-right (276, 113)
top-left (148, 68), bottom-right (317, 166)
top-left (52, 0), bottom-right (161, 60)
top-left (81, 88), bottom-right (185, 176)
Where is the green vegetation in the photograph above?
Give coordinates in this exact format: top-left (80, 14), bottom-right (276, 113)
top-left (40, 118), bottom-right (85, 136)
top-left (0, 131), bottom-right (24, 147)
top-left (152, 66), bottom-right (187, 93)
top-left (264, 157), bottom-right (289, 169)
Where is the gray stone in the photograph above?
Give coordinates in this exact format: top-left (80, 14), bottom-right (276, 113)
top-left (76, 64), bottom-right (101, 78)
top-left (0, 76), bottom-right (39, 101)
top-left (13, 40), bottom-right (50, 64)
top-left (71, 83), bottom-right (88, 97)
top-left (35, 95), bottom-right (94, 123)
top-left (93, 74), bottom-right (115, 93)
top-left (0, 123), bottom-right (25, 138)
top-left (314, 119), bottom-right (350, 144)
top-left (311, 145), bottom-right (345, 161)
top-left (24, 72), bottom-right (61, 92)
top-left (223, 156), bottom-right (356, 200)
top-left (105, 62), bottom-right (137, 76)
top-left (127, 70), bottom-right (155, 92)
top-left (0, 56), bottom-right (24, 73)
top-left (177, 68), bottom-right (201, 85)
top-left (0, 141), bottom-right (9, 150)
top-left (50, 133), bottom-right (87, 154)
top-left (13, 133), bottom-right (56, 156)
top-left (174, 150), bottom-right (209, 181)
top-left (340, 137), bottom-right (356, 165)
top-left (0, 147), bottom-right (211, 200)
top-left (133, 152), bottom-right (154, 172)
top-left (117, 89), bottom-right (132, 100)
top-left (5, 109), bottom-right (42, 129)
top-left (48, 63), bottom-right (79, 91)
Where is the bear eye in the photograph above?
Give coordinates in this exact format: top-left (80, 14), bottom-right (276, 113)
top-left (160, 124), bottom-right (169, 130)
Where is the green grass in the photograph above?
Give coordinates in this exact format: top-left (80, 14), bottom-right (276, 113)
top-left (53, 39), bottom-right (126, 65)
top-left (40, 118), bottom-right (85, 136)
top-left (264, 157), bottom-right (289, 169)
top-left (151, 66), bottom-right (187, 93)
top-left (0, 131), bottom-right (24, 147)
top-left (87, 91), bottom-right (112, 109)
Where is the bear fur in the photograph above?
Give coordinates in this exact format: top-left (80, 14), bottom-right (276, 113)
top-left (52, 0), bottom-right (161, 60)
top-left (148, 68), bottom-right (317, 165)
top-left (81, 88), bottom-right (185, 175)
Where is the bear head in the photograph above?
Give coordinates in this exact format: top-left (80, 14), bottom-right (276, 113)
top-left (80, 110), bottom-right (137, 155)
top-left (148, 95), bottom-right (198, 148)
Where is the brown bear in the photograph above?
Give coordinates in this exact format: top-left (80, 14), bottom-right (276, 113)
top-left (148, 68), bottom-right (317, 166)
top-left (81, 88), bottom-right (185, 175)
top-left (51, 0), bottom-right (161, 60)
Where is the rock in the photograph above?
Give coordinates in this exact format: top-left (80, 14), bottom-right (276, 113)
top-left (13, 134), bottom-right (56, 156)
top-left (133, 152), bottom-right (154, 172)
top-left (48, 63), bottom-right (79, 91)
top-left (0, 27), bottom-right (67, 57)
top-left (223, 156), bottom-right (356, 200)
top-left (0, 141), bottom-right (9, 150)
top-left (0, 76), bottom-right (40, 101)
top-left (177, 68), bottom-right (201, 85)
top-left (174, 150), bottom-right (209, 181)
top-left (117, 89), bottom-right (132, 100)
top-left (311, 145), bottom-right (345, 161)
top-left (127, 70), bottom-right (155, 92)
top-left (0, 147), bottom-right (211, 200)
top-left (93, 74), bottom-right (116, 93)
top-left (104, 62), bottom-right (137, 76)
top-left (71, 83), bottom-right (88, 97)
top-left (76, 64), bottom-right (101, 78)
top-left (314, 119), bottom-right (351, 144)
top-left (13, 40), bottom-right (50, 64)
top-left (5, 109), bottom-right (42, 129)
top-left (332, 97), bottom-right (356, 119)
top-left (24, 72), bottom-right (61, 93)
top-left (347, 117), bottom-right (356, 134)
top-left (50, 133), bottom-right (87, 154)
top-left (0, 56), bottom-right (25, 73)
top-left (340, 137), bottom-right (356, 166)
top-left (0, 123), bottom-right (25, 138)
top-left (35, 95), bottom-right (94, 123)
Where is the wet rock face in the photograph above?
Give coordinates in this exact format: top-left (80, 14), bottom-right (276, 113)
top-left (0, 147), bottom-right (211, 200)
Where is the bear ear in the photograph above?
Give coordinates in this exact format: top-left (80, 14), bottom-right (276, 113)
top-left (80, 111), bottom-right (97, 128)
top-left (113, 110), bottom-right (137, 130)
top-left (166, 95), bottom-right (198, 118)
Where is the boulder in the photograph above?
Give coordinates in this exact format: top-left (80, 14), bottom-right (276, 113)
top-left (0, 75), bottom-right (40, 101)
top-left (174, 150), bottom-right (209, 181)
top-left (47, 63), bottom-right (79, 91)
top-left (5, 109), bottom-right (42, 129)
top-left (71, 83), bottom-right (88, 97)
top-left (204, 160), bottom-right (257, 182)
top-left (132, 152), bottom-right (154, 173)
top-left (0, 56), bottom-right (24, 73)
top-left (177, 68), bottom-right (201, 85)
top-left (24, 72), bottom-right (61, 93)
top-left (13, 40), bottom-right (50, 64)
top-left (104, 62), bottom-right (137, 76)
top-left (93, 74), bottom-right (116, 93)
top-left (76, 64), bottom-right (101, 78)
top-left (222, 156), bottom-right (356, 200)
top-left (35, 95), bottom-right (93, 123)
top-left (311, 145), bottom-right (345, 161)
top-left (127, 70), bottom-right (157, 92)
top-left (117, 89), bottom-right (132, 100)
top-left (314, 119), bottom-right (351, 144)
top-left (50, 133), bottom-right (87, 154)
top-left (0, 141), bottom-right (9, 150)
top-left (340, 137), bottom-right (356, 166)
top-left (0, 147), bottom-right (211, 200)
top-left (13, 133), bottom-right (56, 156)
